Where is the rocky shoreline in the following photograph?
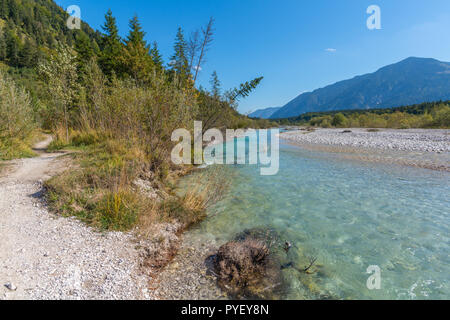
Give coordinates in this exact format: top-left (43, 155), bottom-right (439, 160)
top-left (281, 128), bottom-right (450, 171)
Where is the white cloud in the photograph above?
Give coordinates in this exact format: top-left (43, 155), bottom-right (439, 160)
top-left (325, 48), bottom-right (337, 52)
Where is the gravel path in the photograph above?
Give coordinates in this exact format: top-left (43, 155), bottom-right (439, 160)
top-left (281, 128), bottom-right (450, 153)
top-left (0, 137), bottom-right (150, 300)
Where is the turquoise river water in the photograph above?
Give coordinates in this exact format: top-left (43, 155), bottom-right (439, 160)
top-left (182, 131), bottom-right (449, 300)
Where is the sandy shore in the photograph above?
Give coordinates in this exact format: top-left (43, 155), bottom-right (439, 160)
top-left (281, 128), bottom-right (450, 171)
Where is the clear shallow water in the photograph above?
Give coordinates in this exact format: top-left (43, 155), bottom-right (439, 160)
top-left (184, 133), bottom-right (450, 300)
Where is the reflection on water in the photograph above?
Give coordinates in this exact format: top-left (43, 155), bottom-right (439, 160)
top-left (181, 134), bottom-right (450, 300)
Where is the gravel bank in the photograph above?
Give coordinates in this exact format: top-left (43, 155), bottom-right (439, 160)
top-left (280, 128), bottom-right (450, 171)
top-left (281, 128), bottom-right (450, 153)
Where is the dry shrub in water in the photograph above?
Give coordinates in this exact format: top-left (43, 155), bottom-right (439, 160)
top-left (215, 238), bottom-right (269, 289)
top-left (213, 228), bottom-right (284, 299)
top-left (214, 237), bottom-right (283, 299)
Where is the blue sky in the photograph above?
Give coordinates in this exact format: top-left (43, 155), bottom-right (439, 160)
top-left (55, 0), bottom-right (450, 114)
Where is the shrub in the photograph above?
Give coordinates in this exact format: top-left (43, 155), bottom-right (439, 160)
top-left (213, 229), bottom-right (284, 300)
top-left (0, 70), bottom-right (35, 159)
top-left (331, 113), bottom-right (347, 127)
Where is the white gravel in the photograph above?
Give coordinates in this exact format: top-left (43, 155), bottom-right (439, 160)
top-left (281, 128), bottom-right (450, 153)
top-left (0, 138), bottom-right (151, 300)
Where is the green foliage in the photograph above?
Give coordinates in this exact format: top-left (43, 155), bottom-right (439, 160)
top-left (94, 190), bottom-right (139, 231)
top-left (122, 15), bottom-right (154, 83)
top-left (2, 1), bottom-right (271, 232)
top-left (74, 32), bottom-right (95, 66)
top-left (150, 41), bottom-right (163, 70)
top-left (38, 45), bottom-right (80, 141)
top-left (98, 9), bottom-right (123, 77)
top-left (210, 71), bottom-right (221, 98)
top-left (44, 139), bottom-right (146, 231)
top-left (0, 69), bottom-right (35, 159)
top-left (331, 113), bottom-right (347, 127)
top-left (170, 27), bottom-right (190, 82)
top-left (227, 76), bottom-right (264, 106)
top-left (277, 101), bottom-right (450, 129)
top-left (0, 0), bottom-right (100, 68)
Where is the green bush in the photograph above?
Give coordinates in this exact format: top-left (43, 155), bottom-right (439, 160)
top-left (0, 70), bottom-right (36, 159)
top-left (331, 113), bottom-right (347, 127)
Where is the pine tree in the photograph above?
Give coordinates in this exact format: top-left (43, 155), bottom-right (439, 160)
top-left (123, 15), bottom-right (153, 82)
top-left (8, 0), bottom-right (19, 24)
top-left (75, 31), bottom-right (95, 64)
top-left (0, 32), bottom-right (7, 61)
top-left (99, 9), bottom-right (123, 77)
top-left (18, 38), bottom-right (37, 68)
top-left (150, 41), bottom-right (163, 70)
top-left (0, 0), bottom-right (9, 19)
top-left (210, 71), bottom-right (221, 98)
top-left (170, 27), bottom-right (190, 82)
top-left (126, 15), bottom-right (146, 46)
top-left (91, 39), bottom-right (100, 55)
top-left (5, 29), bottom-right (20, 67)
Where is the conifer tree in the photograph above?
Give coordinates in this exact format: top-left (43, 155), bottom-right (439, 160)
top-left (99, 9), bottom-right (123, 77)
top-left (0, 0), bottom-right (9, 19)
top-left (0, 32), bottom-right (7, 61)
top-left (126, 15), bottom-right (145, 46)
top-left (123, 15), bottom-right (153, 83)
top-left (75, 31), bottom-right (95, 64)
top-left (210, 71), bottom-right (221, 98)
top-left (18, 38), bottom-right (36, 68)
top-left (6, 29), bottom-right (20, 67)
top-left (170, 27), bottom-right (190, 81)
top-left (8, 0), bottom-right (19, 24)
top-left (150, 41), bottom-right (163, 70)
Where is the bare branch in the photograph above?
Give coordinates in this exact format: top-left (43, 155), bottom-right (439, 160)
top-left (193, 17), bottom-right (215, 84)
top-left (187, 30), bottom-right (200, 72)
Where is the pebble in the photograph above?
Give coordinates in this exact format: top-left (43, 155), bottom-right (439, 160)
top-left (4, 283), bottom-right (17, 291)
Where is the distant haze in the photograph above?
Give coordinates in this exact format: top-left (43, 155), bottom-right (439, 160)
top-left (248, 107), bottom-right (281, 119)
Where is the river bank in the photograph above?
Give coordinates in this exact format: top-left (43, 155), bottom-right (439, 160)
top-left (280, 128), bottom-right (450, 171)
top-left (152, 130), bottom-right (450, 300)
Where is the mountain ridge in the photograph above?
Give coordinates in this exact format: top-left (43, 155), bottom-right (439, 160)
top-left (268, 57), bottom-right (450, 119)
top-left (248, 106), bottom-right (281, 119)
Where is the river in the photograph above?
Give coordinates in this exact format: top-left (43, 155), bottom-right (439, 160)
top-left (172, 130), bottom-right (449, 300)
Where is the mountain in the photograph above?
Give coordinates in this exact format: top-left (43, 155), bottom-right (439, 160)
top-left (0, 0), bottom-right (101, 69)
top-left (248, 106), bottom-right (281, 119)
top-left (270, 57), bottom-right (450, 119)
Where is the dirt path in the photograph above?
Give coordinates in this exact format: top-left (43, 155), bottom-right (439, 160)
top-left (0, 136), bottom-right (151, 300)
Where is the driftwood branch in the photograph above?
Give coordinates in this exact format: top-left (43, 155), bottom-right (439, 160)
top-left (302, 256), bottom-right (318, 273)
